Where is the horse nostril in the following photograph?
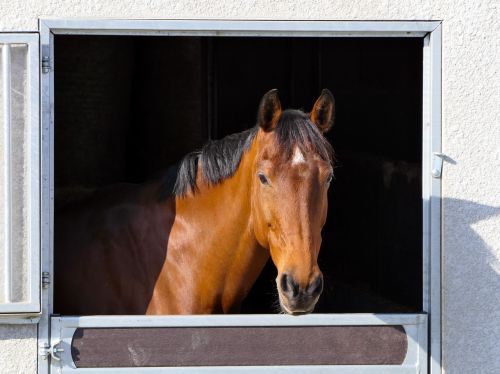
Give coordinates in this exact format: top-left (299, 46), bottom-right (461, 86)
top-left (280, 273), bottom-right (299, 297)
top-left (280, 273), bottom-right (290, 293)
top-left (308, 275), bottom-right (323, 296)
top-left (291, 279), bottom-right (299, 297)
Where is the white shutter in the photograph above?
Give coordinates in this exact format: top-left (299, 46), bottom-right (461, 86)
top-left (0, 34), bottom-right (40, 314)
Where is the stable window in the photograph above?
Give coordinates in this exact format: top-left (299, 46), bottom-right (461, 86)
top-left (53, 35), bottom-right (424, 314)
top-left (38, 20), bottom-right (442, 374)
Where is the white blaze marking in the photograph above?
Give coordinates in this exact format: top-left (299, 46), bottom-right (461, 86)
top-left (291, 147), bottom-right (306, 165)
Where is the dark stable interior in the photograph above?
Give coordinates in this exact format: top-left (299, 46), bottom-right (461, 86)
top-left (54, 35), bottom-right (423, 313)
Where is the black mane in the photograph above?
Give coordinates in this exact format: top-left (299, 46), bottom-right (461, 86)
top-left (167, 109), bottom-right (333, 198)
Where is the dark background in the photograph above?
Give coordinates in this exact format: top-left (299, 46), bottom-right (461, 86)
top-left (54, 35), bottom-right (423, 313)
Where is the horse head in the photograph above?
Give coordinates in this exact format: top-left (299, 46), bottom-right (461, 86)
top-left (251, 89), bottom-right (335, 314)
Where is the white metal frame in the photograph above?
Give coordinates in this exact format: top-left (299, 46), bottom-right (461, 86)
top-left (38, 19), bottom-right (442, 374)
top-left (0, 33), bottom-right (40, 316)
top-left (50, 314), bottom-right (427, 374)
top-left (422, 25), bottom-right (443, 374)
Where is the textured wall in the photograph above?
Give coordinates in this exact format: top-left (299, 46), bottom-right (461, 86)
top-left (0, 324), bottom-right (37, 374)
top-left (0, 1), bottom-right (499, 374)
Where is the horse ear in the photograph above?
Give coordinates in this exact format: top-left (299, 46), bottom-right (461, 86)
top-left (310, 89), bottom-right (335, 133)
top-left (258, 89), bottom-right (282, 132)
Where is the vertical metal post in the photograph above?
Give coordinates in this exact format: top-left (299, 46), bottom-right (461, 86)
top-left (422, 24), bottom-right (442, 374)
top-left (429, 23), bottom-right (442, 374)
top-left (422, 33), bottom-right (431, 315)
top-left (203, 38), bottom-right (215, 141)
top-left (2, 44), bottom-right (12, 303)
top-left (38, 21), bottom-right (54, 374)
top-left (316, 38), bottom-right (323, 94)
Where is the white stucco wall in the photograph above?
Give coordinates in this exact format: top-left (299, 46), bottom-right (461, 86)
top-left (0, 1), bottom-right (498, 373)
top-left (0, 324), bottom-right (37, 374)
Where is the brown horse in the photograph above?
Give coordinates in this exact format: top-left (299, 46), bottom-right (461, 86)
top-left (54, 89), bottom-right (335, 315)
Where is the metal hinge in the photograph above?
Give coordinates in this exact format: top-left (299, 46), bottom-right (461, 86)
top-left (42, 271), bottom-right (50, 288)
top-left (42, 56), bottom-right (51, 74)
top-left (431, 152), bottom-right (445, 178)
top-left (39, 341), bottom-right (64, 361)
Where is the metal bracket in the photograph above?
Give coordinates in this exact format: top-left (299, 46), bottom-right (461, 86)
top-left (431, 152), bottom-right (445, 178)
top-left (41, 56), bottom-right (51, 74)
top-left (39, 340), bottom-right (64, 361)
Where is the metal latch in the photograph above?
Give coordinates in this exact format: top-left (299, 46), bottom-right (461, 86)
top-left (39, 341), bottom-right (64, 361)
top-left (431, 152), bottom-right (445, 178)
top-left (42, 56), bottom-right (51, 74)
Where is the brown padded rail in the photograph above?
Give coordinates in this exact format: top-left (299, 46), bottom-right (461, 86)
top-left (71, 325), bottom-right (408, 367)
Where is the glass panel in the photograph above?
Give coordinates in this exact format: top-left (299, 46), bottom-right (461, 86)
top-left (0, 43), bottom-right (31, 305)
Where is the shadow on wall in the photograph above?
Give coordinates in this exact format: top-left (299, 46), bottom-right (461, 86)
top-left (441, 197), bottom-right (500, 373)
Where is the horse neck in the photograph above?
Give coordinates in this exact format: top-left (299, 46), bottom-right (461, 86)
top-left (192, 132), bottom-right (261, 228)
top-left (170, 136), bottom-right (268, 312)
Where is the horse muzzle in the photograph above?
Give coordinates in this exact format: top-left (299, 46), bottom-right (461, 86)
top-left (277, 272), bottom-right (323, 315)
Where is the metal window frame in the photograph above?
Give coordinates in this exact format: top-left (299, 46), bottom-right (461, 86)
top-left (50, 314), bottom-right (427, 374)
top-left (38, 19), bottom-right (442, 374)
top-left (0, 33), bottom-right (40, 316)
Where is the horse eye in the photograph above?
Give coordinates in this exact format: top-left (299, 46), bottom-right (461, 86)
top-left (258, 172), bottom-right (269, 185)
top-left (326, 173), bottom-right (333, 184)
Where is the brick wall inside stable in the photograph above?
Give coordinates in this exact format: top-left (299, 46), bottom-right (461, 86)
top-left (54, 36), bottom-right (204, 188)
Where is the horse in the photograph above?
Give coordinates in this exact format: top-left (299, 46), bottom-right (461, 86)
top-left (54, 89), bottom-right (335, 315)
